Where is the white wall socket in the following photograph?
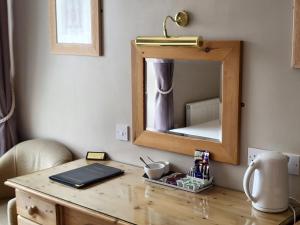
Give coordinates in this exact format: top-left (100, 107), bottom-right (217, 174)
top-left (116, 124), bottom-right (129, 141)
top-left (248, 148), bottom-right (300, 176)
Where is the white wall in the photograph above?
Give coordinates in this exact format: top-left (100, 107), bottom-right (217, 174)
top-left (14, 0), bottom-right (300, 200)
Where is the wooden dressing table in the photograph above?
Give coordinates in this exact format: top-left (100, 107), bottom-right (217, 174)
top-left (5, 159), bottom-right (292, 225)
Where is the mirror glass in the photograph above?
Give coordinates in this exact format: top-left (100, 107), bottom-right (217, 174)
top-left (145, 58), bottom-right (222, 142)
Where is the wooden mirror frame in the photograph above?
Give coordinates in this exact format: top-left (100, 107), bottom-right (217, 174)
top-left (131, 41), bottom-right (242, 164)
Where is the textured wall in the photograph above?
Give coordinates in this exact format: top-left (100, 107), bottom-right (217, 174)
top-left (14, 0), bottom-right (300, 199)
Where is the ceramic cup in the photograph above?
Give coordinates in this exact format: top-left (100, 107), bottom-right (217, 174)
top-left (156, 161), bottom-right (170, 174)
top-left (144, 163), bottom-right (165, 180)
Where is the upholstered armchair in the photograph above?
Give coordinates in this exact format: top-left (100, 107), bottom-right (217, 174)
top-left (0, 139), bottom-right (72, 225)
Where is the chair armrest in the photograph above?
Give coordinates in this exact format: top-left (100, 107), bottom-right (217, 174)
top-left (7, 198), bottom-right (17, 225)
top-left (0, 150), bottom-right (16, 199)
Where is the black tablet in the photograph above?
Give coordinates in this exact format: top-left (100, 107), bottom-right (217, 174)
top-left (49, 163), bottom-right (124, 188)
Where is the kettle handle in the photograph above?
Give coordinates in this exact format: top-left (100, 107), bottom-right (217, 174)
top-left (243, 160), bottom-right (258, 202)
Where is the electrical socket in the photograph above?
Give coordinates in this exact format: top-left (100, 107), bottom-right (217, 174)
top-left (248, 148), bottom-right (300, 176)
top-left (248, 148), bottom-right (267, 165)
top-left (287, 153), bottom-right (300, 175)
top-left (116, 124), bottom-right (129, 141)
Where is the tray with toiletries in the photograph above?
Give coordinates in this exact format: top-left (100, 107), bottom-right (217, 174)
top-left (143, 172), bottom-right (213, 193)
top-left (141, 150), bottom-right (213, 193)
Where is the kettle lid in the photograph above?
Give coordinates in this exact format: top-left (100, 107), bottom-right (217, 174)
top-left (257, 151), bottom-right (288, 162)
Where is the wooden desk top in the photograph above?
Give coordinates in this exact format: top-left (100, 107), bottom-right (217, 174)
top-left (5, 159), bottom-right (291, 225)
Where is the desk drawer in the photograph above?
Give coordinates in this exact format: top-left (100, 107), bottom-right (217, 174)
top-left (17, 215), bottom-right (40, 225)
top-left (62, 207), bottom-right (118, 225)
top-left (16, 190), bottom-right (58, 225)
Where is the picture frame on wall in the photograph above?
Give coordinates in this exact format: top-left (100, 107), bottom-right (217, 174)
top-left (49, 0), bottom-right (102, 56)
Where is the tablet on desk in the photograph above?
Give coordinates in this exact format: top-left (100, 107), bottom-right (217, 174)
top-left (49, 163), bottom-right (124, 188)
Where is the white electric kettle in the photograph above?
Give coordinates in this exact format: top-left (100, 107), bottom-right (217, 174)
top-left (243, 151), bottom-right (289, 213)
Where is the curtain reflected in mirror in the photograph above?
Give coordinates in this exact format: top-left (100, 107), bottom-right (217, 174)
top-left (145, 59), bottom-right (222, 142)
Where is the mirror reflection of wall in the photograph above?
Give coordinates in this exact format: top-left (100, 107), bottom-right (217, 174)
top-left (146, 58), bottom-right (222, 141)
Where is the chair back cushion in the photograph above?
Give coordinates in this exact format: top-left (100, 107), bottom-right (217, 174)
top-left (0, 139), bottom-right (72, 199)
top-left (13, 139), bottom-right (72, 176)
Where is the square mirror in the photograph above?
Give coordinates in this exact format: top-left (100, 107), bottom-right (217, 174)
top-left (132, 41), bottom-right (242, 164)
top-left (145, 59), bottom-right (222, 142)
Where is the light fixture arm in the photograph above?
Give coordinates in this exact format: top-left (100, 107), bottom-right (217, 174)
top-left (163, 11), bottom-right (189, 38)
top-left (135, 10), bottom-right (202, 47)
top-left (163, 16), bottom-right (177, 38)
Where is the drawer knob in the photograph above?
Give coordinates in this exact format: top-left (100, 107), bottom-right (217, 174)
top-left (28, 206), bottom-right (37, 215)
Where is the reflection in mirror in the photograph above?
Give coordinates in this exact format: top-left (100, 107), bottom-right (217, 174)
top-left (145, 59), bottom-right (222, 142)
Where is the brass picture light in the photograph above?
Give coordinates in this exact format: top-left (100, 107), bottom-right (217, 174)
top-left (135, 11), bottom-right (203, 47)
